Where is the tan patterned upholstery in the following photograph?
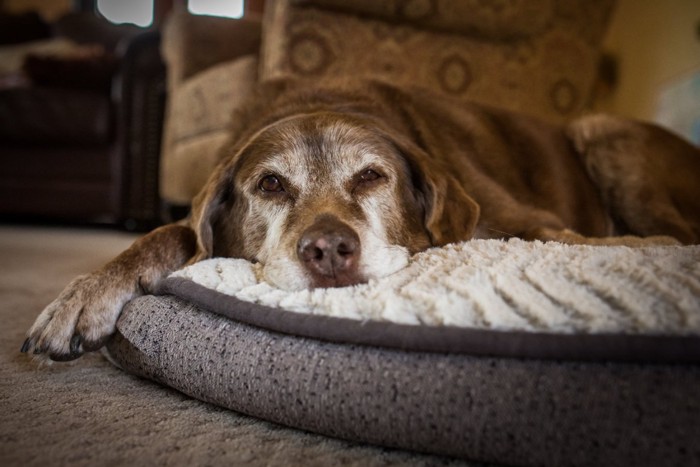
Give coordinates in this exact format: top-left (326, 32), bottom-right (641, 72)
top-left (160, 1), bottom-right (616, 205)
top-left (159, 12), bottom-right (261, 205)
top-left (160, 56), bottom-right (258, 204)
top-left (261, 0), bottom-right (616, 123)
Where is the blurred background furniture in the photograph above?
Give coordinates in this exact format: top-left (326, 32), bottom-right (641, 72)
top-left (0, 8), bottom-right (166, 230)
top-left (159, 0), bottom-right (616, 211)
top-left (2, 1), bottom-right (696, 227)
top-left (158, 9), bottom-right (261, 209)
top-left (262, 0), bottom-right (615, 122)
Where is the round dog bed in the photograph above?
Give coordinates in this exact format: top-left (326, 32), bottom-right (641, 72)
top-left (106, 239), bottom-right (700, 466)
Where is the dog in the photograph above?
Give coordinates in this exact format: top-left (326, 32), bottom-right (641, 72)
top-left (22, 79), bottom-right (700, 361)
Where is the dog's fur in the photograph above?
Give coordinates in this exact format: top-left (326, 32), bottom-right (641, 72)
top-left (23, 80), bottom-right (700, 361)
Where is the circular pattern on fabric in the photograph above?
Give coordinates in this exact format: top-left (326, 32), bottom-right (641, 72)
top-left (437, 54), bottom-right (472, 94)
top-left (289, 32), bottom-right (332, 75)
top-left (550, 78), bottom-right (579, 114)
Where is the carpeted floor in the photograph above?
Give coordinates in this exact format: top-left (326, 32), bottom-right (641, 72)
top-left (0, 224), bottom-right (482, 467)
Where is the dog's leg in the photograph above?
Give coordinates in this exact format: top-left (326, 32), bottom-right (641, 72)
top-left (22, 224), bottom-right (196, 361)
top-left (567, 114), bottom-right (700, 244)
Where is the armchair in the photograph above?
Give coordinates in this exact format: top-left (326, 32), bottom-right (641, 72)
top-left (159, 0), bottom-right (616, 209)
top-left (0, 11), bottom-right (166, 230)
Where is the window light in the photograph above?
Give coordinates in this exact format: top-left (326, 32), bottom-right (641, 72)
top-left (96, 0), bottom-right (154, 27)
top-left (188, 0), bottom-right (244, 19)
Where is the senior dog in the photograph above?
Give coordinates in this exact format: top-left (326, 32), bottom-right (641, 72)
top-left (22, 79), bottom-right (700, 361)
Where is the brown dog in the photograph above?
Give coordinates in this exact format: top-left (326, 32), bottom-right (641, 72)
top-left (22, 80), bottom-right (700, 361)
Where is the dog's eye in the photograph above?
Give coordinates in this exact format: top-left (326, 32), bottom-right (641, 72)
top-left (259, 175), bottom-right (284, 193)
top-left (359, 169), bottom-right (381, 183)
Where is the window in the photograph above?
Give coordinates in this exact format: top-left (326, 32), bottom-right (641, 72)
top-left (96, 0), bottom-right (154, 27)
top-left (187, 0), bottom-right (244, 19)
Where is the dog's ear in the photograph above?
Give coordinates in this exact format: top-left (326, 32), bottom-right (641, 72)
top-left (187, 162), bottom-right (234, 264)
top-left (393, 136), bottom-right (480, 246)
top-left (422, 164), bottom-right (481, 246)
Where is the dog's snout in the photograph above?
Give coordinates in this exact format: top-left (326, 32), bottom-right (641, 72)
top-left (298, 236), bottom-right (357, 264)
top-left (297, 216), bottom-right (362, 287)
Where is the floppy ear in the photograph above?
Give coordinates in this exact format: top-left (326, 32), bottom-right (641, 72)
top-left (421, 165), bottom-right (481, 246)
top-left (185, 79), bottom-right (300, 264)
top-left (186, 162), bottom-right (234, 265)
top-left (394, 136), bottom-right (480, 246)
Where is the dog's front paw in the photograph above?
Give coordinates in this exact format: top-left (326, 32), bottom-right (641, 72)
top-left (21, 273), bottom-right (133, 361)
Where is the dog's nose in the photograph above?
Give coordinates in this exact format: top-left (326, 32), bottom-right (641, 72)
top-left (297, 216), bottom-right (362, 287)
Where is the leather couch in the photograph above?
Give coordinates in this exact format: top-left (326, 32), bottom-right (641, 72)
top-left (0, 11), bottom-right (166, 230)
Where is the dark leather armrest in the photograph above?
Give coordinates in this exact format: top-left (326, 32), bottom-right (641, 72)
top-left (111, 31), bottom-right (166, 230)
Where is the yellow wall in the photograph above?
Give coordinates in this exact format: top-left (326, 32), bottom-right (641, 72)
top-left (602, 0), bottom-right (700, 120)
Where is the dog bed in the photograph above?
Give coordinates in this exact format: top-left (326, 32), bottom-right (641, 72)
top-left (106, 239), bottom-right (700, 467)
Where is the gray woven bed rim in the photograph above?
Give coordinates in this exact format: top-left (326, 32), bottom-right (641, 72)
top-left (106, 276), bottom-right (700, 467)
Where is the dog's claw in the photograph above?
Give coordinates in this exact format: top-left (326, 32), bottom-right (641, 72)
top-left (70, 334), bottom-right (82, 355)
top-left (83, 336), bottom-right (109, 352)
top-left (49, 350), bottom-right (82, 362)
top-left (22, 272), bottom-right (129, 363)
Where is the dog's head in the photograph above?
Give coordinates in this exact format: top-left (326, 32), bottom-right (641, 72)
top-left (189, 111), bottom-right (479, 290)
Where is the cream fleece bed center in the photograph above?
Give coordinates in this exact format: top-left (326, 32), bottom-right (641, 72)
top-left (106, 239), bottom-right (700, 467)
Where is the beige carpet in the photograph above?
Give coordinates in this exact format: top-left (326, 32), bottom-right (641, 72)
top-left (0, 224), bottom-right (479, 467)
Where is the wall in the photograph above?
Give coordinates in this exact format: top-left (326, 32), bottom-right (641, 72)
top-left (602, 0), bottom-right (700, 122)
